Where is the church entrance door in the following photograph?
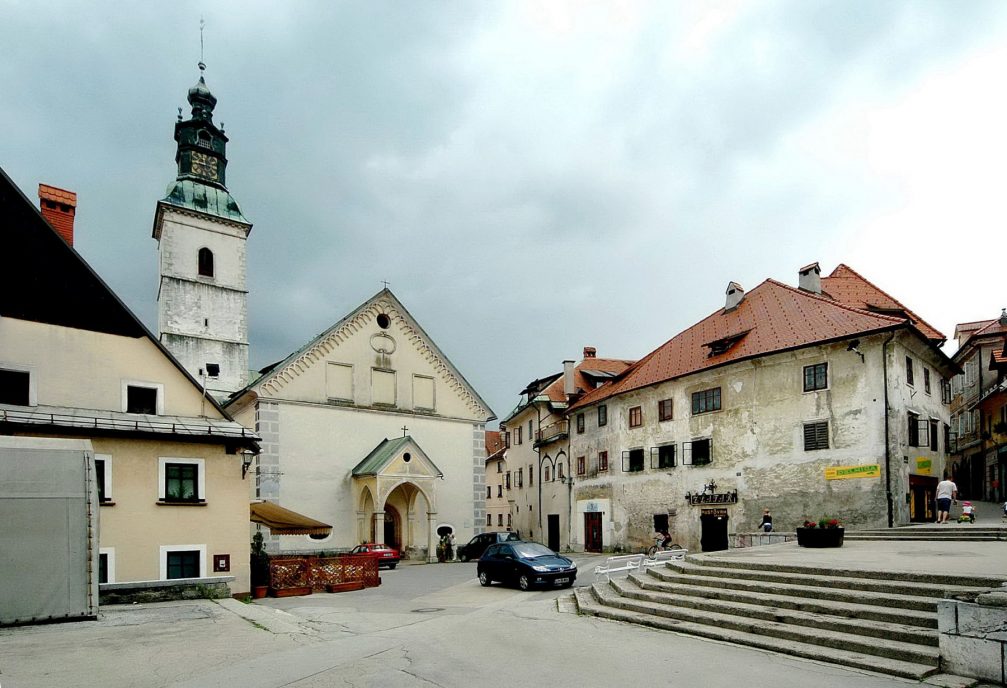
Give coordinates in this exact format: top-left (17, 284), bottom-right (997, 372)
top-left (384, 505), bottom-right (401, 549)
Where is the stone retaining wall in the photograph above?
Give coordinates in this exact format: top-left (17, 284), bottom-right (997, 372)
top-left (938, 585), bottom-right (1007, 684)
top-left (99, 576), bottom-right (234, 605)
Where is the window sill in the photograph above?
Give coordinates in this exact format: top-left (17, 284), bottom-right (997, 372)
top-left (99, 500), bottom-right (116, 507)
top-left (157, 500), bottom-right (207, 506)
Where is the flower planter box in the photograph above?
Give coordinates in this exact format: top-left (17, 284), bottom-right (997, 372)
top-left (251, 586), bottom-right (269, 599)
top-left (796, 527), bottom-right (844, 548)
top-left (326, 581), bottom-right (365, 594)
top-left (269, 586), bottom-right (313, 598)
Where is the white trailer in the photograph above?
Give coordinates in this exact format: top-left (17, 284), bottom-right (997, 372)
top-left (0, 436), bottom-right (98, 625)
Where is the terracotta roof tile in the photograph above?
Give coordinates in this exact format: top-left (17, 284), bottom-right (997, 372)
top-left (971, 318), bottom-right (1007, 338)
top-left (570, 278), bottom-right (908, 411)
top-left (821, 264), bottom-right (944, 343)
top-left (37, 184), bottom-right (77, 206)
top-left (540, 357), bottom-right (635, 403)
top-left (485, 430), bottom-right (505, 458)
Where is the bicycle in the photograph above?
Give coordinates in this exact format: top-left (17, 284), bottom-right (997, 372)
top-left (647, 538), bottom-right (682, 557)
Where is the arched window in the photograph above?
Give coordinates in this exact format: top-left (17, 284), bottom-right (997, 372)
top-left (544, 466), bottom-right (551, 482)
top-left (557, 464), bottom-right (565, 480)
top-left (198, 247), bottom-right (214, 277)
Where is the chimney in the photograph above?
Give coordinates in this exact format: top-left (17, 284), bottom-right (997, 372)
top-left (38, 184), bottom-right (77, 246)
top-left (798, 261), bottom-right (821, 294)
top-left (724, 282), bottom-right (745, 312)
top-left (563, 359), bottom-right (575, 396)
top-left (999, 308), bottom-right (1007, 327)
top-left (583, 346), bottom-right (597, 359)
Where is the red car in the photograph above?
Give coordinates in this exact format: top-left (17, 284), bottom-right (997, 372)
top-left (348, 543), bottom-right (400, 569)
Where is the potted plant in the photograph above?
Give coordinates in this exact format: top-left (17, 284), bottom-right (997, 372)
top-left (250, 532), bottom-right (270, 598)
top-left (796, 517), bottom-right (844, 548)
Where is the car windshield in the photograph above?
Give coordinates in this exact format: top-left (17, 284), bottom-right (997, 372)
top-left (511, 543), bottom-right (554, 559)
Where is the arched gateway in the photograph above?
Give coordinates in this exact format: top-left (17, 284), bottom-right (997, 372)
top-left (352, 436), bottom-right (442, 562)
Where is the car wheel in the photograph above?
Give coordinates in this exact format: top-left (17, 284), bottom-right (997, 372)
top-left (460, 552), bottom-right (469, 562)
top-left (387, 563), bottom-right (396, 569)
top-left (478, 571), bottom-right (492, 587)
top-left (518, 574), bottom-right (531, 591)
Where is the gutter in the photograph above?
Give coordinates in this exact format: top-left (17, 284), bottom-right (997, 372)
top-left (883, 331), bottom-right (896, 528)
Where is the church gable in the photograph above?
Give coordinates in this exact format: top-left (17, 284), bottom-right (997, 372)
top-left (246, 289), bottom-right (493, 421)
top-left (352, 436), bottom-right (443, 479)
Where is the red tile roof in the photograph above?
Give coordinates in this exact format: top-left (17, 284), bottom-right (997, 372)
top-left (540, 357), bottom-right (635, 403)
top-left (570, 278), bottom-right (910, 411)
top-left (971, 318), bottom-right (1007, 338)
top-left (485, 430), bottom-right (505, 458)
top-left (821, 264), bottom-right (944, 343)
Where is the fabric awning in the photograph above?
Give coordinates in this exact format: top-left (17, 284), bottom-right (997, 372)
top-left (249, 501), bottom-right (332, 536)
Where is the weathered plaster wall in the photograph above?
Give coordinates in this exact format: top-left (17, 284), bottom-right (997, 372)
top-left (568, 331), bottom-right (951, 553)
top-left (156, 208), bottom-right (249, 397)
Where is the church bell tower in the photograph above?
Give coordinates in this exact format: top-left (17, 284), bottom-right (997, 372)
top-left (152, 63), bottom-right (252, 403)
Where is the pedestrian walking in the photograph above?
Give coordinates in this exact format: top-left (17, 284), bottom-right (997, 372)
top-left (759, 508), bottom-right (773, 533)
top-left (935, 475), bottom-right (958, 523)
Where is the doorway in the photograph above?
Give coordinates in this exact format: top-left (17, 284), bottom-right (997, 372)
top-left (700, 511), bottom-right (728, 552)
top-left (383, 505), bottom-right (400, 549)
top-left (584, 512), bottom-right (602, 552)
top-left (909, 475), bottom-right (937, 522)
top-left (547, 514), bottom-right (560, 552)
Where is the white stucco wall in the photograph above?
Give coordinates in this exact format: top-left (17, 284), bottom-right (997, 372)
top-left (155, 207), bottom-right (249, 397)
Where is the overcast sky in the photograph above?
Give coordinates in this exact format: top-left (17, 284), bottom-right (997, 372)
top-left (4, 1), bottom-right (1007, 423)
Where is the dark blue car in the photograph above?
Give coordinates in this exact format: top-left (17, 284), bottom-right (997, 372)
top-left (477, 541), bottom-right (576, 591)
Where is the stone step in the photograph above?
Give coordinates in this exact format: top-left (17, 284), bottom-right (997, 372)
top-left (845, 534), bottom-right (1002, 541)
top-left (662, 560), bottom-right (987, 599)
top-left (624, 573), bottom-right (937, 634)
top-left (573, 587), bottom-right (939, 681)
top-left (648, 565), bottom-right (940, 611)
top-left (594, 581), bottom-right (938, 664)
top-left (694, 556), bottom-right (1007, 589)
top-left (612, 576), bottom-right (937, 646)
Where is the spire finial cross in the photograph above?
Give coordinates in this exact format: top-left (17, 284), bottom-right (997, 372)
top-left (381, 280), bottom-right (391, 289)
top-left (198, 17), bottom-right (206, 72)
top-left (401, 425), bottom-right (408, 437)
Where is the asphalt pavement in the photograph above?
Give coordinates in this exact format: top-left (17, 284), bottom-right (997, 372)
top-left (2, 548), bottom-right (1001, 688)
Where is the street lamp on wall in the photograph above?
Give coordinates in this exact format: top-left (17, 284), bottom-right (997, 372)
top-left (240, 450), bottom-right (256, 480)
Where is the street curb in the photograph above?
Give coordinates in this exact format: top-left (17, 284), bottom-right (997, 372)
top-left (216, 598), bottom-right (313, 635)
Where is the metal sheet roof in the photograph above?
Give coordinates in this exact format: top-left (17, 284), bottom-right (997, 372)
top-left (161, 179), bottom-right (250, 224)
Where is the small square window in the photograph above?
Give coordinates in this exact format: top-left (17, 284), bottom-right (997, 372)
top-left (623, 448), bottom-right (645, 472)
top-left (166, 550), bottom-right (200, 579)
top-left (516, 427), bottom-right (522, 445)
top-left (598, 405), bottom-right (608, 427)
top-left (691, 388), bottom-right (721, 415)
top-left (576, 413), bottom-right (585, 434)
top-left (658, 398), bottom-right (673, 421)
top-left (906, 357), bottom-right (915, 386)
top-left (498, 514), bottom-right (503, 527)
top-left (577, 456), bottom-right (586, 475)
top-left (0, 369), bottom-right (31, 406)
top-left (598, 451), bottom-right (608, 472)
top-left (683, 439), bottom-right (712, 465)
top-left (487, 486), bottom-right (492, 499)
top-left (803, 421), bottom-right (829, 451)
top-left (126, 385), bottom-right (158, 414)
top-left (486, 514), bottom-right (492, 526)
top-left (803, 363), bottom-right (828, 392)
top-left (924, 368), bottom-right (931, 395)
top-left (629, 406), bottom-right (643, 428)
top-left (165, 463), bottom-right (199, 502)
top-left (652, 444), bottom-right (676, 468)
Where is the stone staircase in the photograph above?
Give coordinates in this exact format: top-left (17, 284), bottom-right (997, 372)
top-left (574, 557), bottom-right (1007, 679)
top-left (845, 525), bottom-right (1007, 542)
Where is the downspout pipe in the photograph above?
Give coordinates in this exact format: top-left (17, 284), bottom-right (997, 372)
top-left (883, 331), bottom-right (896, 528)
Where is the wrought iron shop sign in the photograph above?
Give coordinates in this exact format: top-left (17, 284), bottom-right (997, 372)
top-left (687, 490), bottom-right (737, 506)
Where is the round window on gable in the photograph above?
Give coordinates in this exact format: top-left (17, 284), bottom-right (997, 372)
top-left (403, 452), bottom-right (411, 463)
top-left (376, 313), bottom-right (391, 329)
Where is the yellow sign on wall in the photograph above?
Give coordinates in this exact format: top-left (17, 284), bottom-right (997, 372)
top-left (915, 458), bottom-right (932, 475)
top-left (824, 464), bottom-right (881, 480)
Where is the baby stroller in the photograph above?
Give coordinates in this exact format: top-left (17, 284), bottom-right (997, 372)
top-left (958, 500), bottom-right (975, 523)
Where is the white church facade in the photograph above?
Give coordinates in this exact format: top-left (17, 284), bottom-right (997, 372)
top-left (225, 290), bottom-right (495, 560)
